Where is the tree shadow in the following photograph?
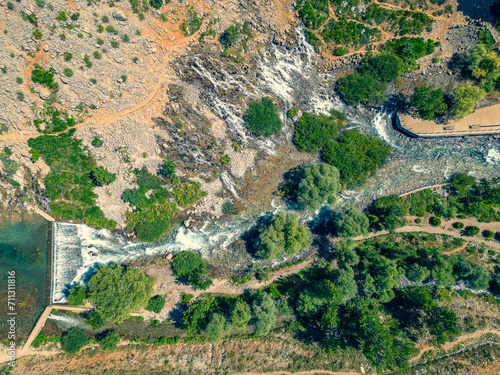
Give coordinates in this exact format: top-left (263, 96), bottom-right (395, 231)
top-left (240, 213), bottom-right (275, 258)
top-left (457, 0), bottom-right (497, 22)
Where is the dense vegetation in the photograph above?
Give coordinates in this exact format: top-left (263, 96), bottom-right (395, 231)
top-left (60, 328), bottom-right (88, 353)
top-left (172, 251), bottom-right (213, 290)
top-left (87, 264), bottom-right (154, 322)
top-left (322, 129), bottom-right (390, 187)
top-left (255, 212), bottom-right (312, 260)
top-left (122, 165), bottom-right (205, 241)
top-left (243, 98), bottom-right (282, 137)
top-left (368, 174), bottom-right (500, 230)
top-left (28, 130), bottom-right (117, 229)
top-left (293, 111), bottom-right (346, 153)
top-left (410, 85), bottom-right (447, 120)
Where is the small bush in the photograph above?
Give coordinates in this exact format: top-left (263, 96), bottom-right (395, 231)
top-left (146, 295), bottom-right (166, 313)
top-left (7, 2), bottom-right (14, 10)
top-left (150, 0), bottom-right (163, 9)
top-left (71, 12), bottom-right (80, 21)
top-left (17, 92), bottom-right (24, 101)
top-left (415, 218), bottom-right (422, 224)
top-left (483, 230), bottom-right (494, 239)
top-left (453, 222), bottom-right (464, 229)
top-left (86, 311), bottom-right (105, 330)
top-left (64, 52), bottom-right (73, 61)
top-left (91, 137), bottom-right (103, 147)
top-left (102, 15), bottom-right (109, 23)
top-left (63, 68), bottom-right (74, 77)
top-left (121, 74), bottom-right (127, 82)
top-left (57, 11), bottom-right (68, 21)
top-left (243, 98), bottom-right (282, 137)
top-left (464, 226), bottom-right (480, 236)
top-left (60, 328), bottom-right (88, 353)
top-left (111, 40), bottom-right (119, 48)
top-left (181, 294), bottom-right (194, 304)
top-left (222, 201), bottom-right (237, 215)
top-left (429, 216), bottom-right (441, 227)
top-left (33, 28), bottom-right (43, 39)
top-left (97, 329), bottom-right (120, 351)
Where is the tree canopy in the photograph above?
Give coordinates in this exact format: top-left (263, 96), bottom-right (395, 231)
top-left (410, 85), bottom-right (447, 120)
top-left (60, 327), bottom-right (88, 354)
top-left (332, 206), bottom-right (369, 238)
top-left (252, 292), bottom-right (277, 335)
top-left (465, 43), bottom-right (500, 86)
top-left (243, 98), bottom-right (282, 136)
top-left (293, 111), bottom-right (346, 153)
top-left (87, 263), bottom-right (154, 322)
top-left (450, 83), bottom-right (485, 120)
top-left (322, 129), bottom-right (390, 187)
top-left (172, 251), bottom-right (213, 290)
top-left (255, 212), bottom-right (312, 260)
top-left (336, 73), bottom-right (388, 106)
top-left (296, 163), bottom-right (341, 210)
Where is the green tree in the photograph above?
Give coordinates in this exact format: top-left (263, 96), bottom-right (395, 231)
top-left (60, 328), bottom-right (88, 353)
top-left (243, 98), bottom-right (282, 137)
top-left (172, 251), bottom-right (213, 290)
top-left (322, 130), bottom-right (390, 187)
top-left (449, 173), bottom-right (476, 197)
top-left (85, 311), bottom-right (104, 330)
top-left (332, 206), bottom-right (369, 238)
top-left (230, 300), bottom-right (252, 330)
top-left (450, 83), bottom-right (486, 120)
top-left (335, 73), bottom-right (388, 106)
top-left (293, 112), bottom-right (346, 153)
top-left (87, 264), bottom-right (154, 322)
top-left (296, 163), bottom-right (341, 210)
top-left (97, 329), bottom-right (120, 351)
top-left (149, 0), bottom-right (163, 9)
top-left (332, 266), bottom-right (358, 302)
top-left (295, 280), bottom-right (342, 317)
top-left (146, 295), bottom-right (166, 313)
top-left (67, 284), bottom-right (87, 306)
top-left (334, 239), bottom-right (360, 268)
top-left (159, 159), bottom-right (176, 178)
top-left (406, 263), bottom-right (430, 282)
top-left (464, 225), bottom-right (480, 236)
top-left (219, 24), bottom-right (240, 49)
top-left (181, 296), bottom-right (215, 333)
top-left (252, 292), bottom-right (277, 336)
top-left (255, 212), bottom-right (312, 260)
top-left (465, 43), bottom-right (500, 85)
top-left (358, 54), bottom-right (401, 82)
top-left (90, 166), bottom-right (116, 186)
top-left (410, 85), bottom-right (447, 120)
top-left (205, 313), bottom-right (225, 343)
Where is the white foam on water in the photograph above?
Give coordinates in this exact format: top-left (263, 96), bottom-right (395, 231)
top-left (486, 148), bottom-right (500, 164)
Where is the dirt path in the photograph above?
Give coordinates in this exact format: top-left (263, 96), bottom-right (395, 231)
top-left (398, 183), bottom-right (449, 198)
top-left (411, 328), bottom-right (500, 363)
top-left (354, 216), bottom-right (500, 250)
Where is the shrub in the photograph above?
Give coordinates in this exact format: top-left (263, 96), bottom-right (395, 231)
top-left (87, 263), bottom-right (154, 322)
top-left (230, 300), bottom-right (252, 329)
top-left (205, 313), bottom-right (225, 343)
top-left (121, 74), bottom-right (127, 82)
top-left (111, 41), bottom-right (119, 48)
top-left (243, 98), bottom-right (282, 137)
top-left (464, 226), bottom-right (480, 236)
top-left (67, 284), bottom-right (87, 306)
top-left (333, 206), bottom-right (370, 237)
top-left (146, 295), bottom-right (166, 313)
top-left (16, 77), bottom-right (23, 84)
top-left (94, 51), bottom-right (102, 59)
top-left (71, 12), bottom-right (80, 21)
top-left (97, 329), bottom-right (120, 351)
top-left (415, 218), bottom-right (422, 224)
top-left (63, 68), bottom-right (74, 77)
top-left (336, 73), bottom-right (387, 106)
top-left (91, 137), bottom-right (103, 147)
top-left (255, 212), bottom-right (312, 260)
top-left (32, 65), bottom-right (57, 90)
top-left (450, 83), bottom-right (486, 120)
top-left (33, 28), bottom-right (43, 39)
top-left (7, 2), bottom-right (13, 10)
top-left (159, 159), bottom-right (176, 178)
top-left (17, 92), bottom-right (24, 101)
top-left (296, 0), bottom-right (329, 30)
top-left (172, 252), bottom-right (213, 290)
top-left (483, 230), bottom-right (494, 239)
top-left (86, 311), bottom-right (105, 330)
top-left (57, 11), bottom-right (68, 21)
top-left (410, 85), bottom-right (447, 120)
top-left (60, 328), bottom-right (88, 353)
top-left (219, 24), bottom-right (240, 49)
top-left (222, 201), bottom-right (237, 215)
top-left (453, 222), bottom-right (464, 229)
top-left (64, 52), bottom-right (73, 61)
top-left (429, 216), bottom-right (441, 227)
top-left (90, 166), bottom-right (116, 186)
top-left (293, 112), bottom-right (346, 153)
top-left (287, 107), bottom-right (298, 118)
top-left (322, 129), bottom-right (390, 187)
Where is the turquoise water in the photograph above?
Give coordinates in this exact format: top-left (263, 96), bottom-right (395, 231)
top-left (0, 213), bottom-right (48, 338)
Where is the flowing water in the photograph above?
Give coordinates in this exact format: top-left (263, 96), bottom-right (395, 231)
top-left (51, 27), bottom-right (500, 301)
